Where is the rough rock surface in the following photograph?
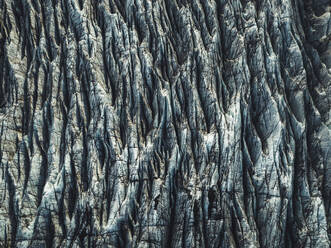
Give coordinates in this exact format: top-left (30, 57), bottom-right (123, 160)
top-left (0, 0), bottom-right (330, 247)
